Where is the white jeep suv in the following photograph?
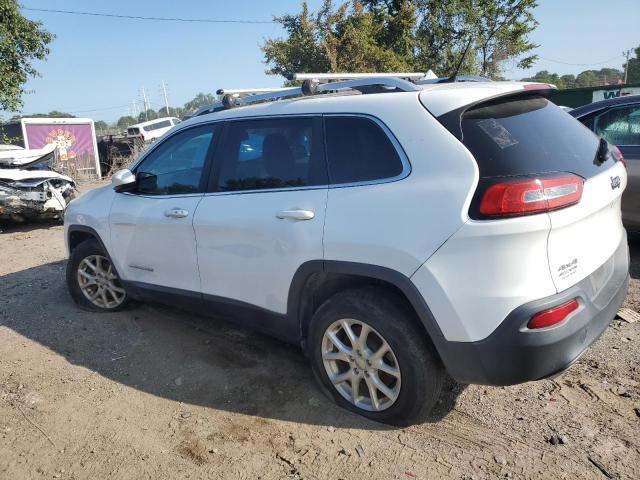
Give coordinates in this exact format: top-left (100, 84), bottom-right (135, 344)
top-left (64, 75), bottom-right (630, 425)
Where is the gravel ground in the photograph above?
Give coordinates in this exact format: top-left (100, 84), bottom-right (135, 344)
top-left (0, 184), bottom-right (639, 479)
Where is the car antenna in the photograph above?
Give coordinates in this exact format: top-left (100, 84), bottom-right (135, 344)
top-left (442, 38), bottom-right (474, 83)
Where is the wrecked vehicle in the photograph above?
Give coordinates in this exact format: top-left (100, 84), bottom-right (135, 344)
top-left (0, 144), bottom-right (75, 222)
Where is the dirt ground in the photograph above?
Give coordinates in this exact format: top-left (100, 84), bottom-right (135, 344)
top-left (1, 184), bottom-right (639, 479)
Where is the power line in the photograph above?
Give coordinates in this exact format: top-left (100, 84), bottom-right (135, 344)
top-left (538, 54), bottom-right (625, 67)
top-left (21, 6), bottom-right (275, 24)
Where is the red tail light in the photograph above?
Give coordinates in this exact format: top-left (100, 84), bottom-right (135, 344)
top-left (609, 144), bottom-right (626, 168)
top-left (528, 298), bottom-right (579, 329)
top-left (479, 173), bottom-right (584, 217)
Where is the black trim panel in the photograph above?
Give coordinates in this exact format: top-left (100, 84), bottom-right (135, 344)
top-left (67, 225), bottom-right (109, 254)
top-left (287, 260), bottom-right (447, 349)
top-left (121, 281), bottom-right (294, 343)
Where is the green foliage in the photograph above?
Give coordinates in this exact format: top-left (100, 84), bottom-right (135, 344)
top-left (9, 110), bottom-right (75, 121)
top-left (0, 1), bottom-right (54, 111)
top-left (262, 0), bottom-right (539, 80)
top-left (522, 67), bottom-right (624, 89)
top-left (116, 116), bottom-right (136, 129)
top-left (158, 106), bottom-right (185, 118)
top-left (624, 46), bottom-right (640, 83)
top-left (138, 109), bottom-right (158, 123)
top-left (183, 93), bottom-right (217, 112)
top-left (94, 120), bottom-right (109, 132)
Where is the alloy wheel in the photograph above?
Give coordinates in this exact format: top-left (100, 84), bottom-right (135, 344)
top-left (77, 255), bottom-right (126, 309)
top-left (321, 318), bottom-right (401, 411)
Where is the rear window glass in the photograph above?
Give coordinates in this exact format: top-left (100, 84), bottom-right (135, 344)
top-left (325, 116), bottom-right (404, 184)
top-left (461, 96), bottom-right (610, 179)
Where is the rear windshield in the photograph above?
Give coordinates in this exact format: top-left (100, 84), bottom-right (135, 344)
top-left (461, 95), bottom-right (611, 179)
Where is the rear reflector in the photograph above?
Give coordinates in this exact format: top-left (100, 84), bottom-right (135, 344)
top-left (528, 299), bottom-right (579, 329)
top-left (479, 173), bottom-right (584, 217)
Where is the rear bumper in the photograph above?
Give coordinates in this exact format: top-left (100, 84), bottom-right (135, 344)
top-left (439, 232), bottom-right (630, 385)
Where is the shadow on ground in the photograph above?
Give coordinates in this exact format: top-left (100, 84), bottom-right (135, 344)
top-left (0, 261), bottom-right (463, 429)
top-left (0, 219), bottom-right (62, 234)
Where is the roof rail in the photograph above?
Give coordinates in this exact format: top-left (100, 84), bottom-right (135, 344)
top-left (292, 72), bottom-right (427, 81)
top-left (216, 87), bottom-right (293, 96)
top-left (191, 72), bottom-right (427, 117)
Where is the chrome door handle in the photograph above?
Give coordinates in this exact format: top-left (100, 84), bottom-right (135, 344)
top-left (165, 208), bottom-right (189, 218)
top-left (276, 209), bottom-right (315, 221)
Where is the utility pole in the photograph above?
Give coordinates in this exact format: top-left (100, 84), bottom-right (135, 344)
top-left (623, 49), bottom-right (631, 85)
top-left (161, 80), bottom-right (170, 117)
top-left (140, 86), bottom-right (149, 121)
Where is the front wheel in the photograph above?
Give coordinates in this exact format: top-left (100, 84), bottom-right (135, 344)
top-left (66, 239), bottom-right (131, 311)
top-left (308, 287), bottom-right (444, 426)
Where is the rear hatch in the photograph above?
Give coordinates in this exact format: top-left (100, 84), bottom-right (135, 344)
top-left (443, 92), bottom-right (626, 292)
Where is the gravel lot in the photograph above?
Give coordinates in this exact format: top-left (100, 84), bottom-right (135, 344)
top-left (1, 184), bottom-right (639, 479)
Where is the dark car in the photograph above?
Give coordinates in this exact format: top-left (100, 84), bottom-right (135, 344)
top-left (570, 95), bottom-right (640, 231)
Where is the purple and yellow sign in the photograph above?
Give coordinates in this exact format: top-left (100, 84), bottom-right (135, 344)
top-left (24, 121), bottom-right (99, 175)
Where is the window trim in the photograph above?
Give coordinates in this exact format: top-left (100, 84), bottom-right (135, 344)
top-left (592, 103), bottom-right (640, 148)
top-left (125, 123), bottom-right (220, 198)
top-left (129, 112), bottom-right (411, 199)
top-left (322, 113), bottom-right (411, 189)
top-left (204, 115), bottom-right (328, 196)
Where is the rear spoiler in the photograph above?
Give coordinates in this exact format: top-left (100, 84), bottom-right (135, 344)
top-left (436, 84), bottom-right (557, 142)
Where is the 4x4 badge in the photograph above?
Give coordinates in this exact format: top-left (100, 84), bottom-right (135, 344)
top-left (610, 176), bottom-right (621, 190)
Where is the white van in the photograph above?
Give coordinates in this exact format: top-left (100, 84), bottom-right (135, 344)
top-left (126, 117), bottom-right (181, 143)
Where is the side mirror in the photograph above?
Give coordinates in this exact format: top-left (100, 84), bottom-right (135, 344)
top-left (112, 169), bottom-right (137, 193)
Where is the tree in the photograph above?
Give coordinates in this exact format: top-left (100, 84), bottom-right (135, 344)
top-left (183, 93), bottom-right (217, 112)
top-left (0, 1), bottom-right (54, 111)
top-left (623, 45), bottom-right (640, 83)
top-left (522, 67), bottom-right (624, 89)
top-left (262, 0), bottom-right (539, 80)
top-left (262, 1), bottom-right (416, 78)
top-left (94, 120), bottom-right (108, 132)
top-left (116, 115), bottom-right (136, 129)
top-left (138, 109), bottom-right (158, 123)
top-left (158, 106), bottom-right (185, 118)
top-left (9, 110), bottom-right (75, 121)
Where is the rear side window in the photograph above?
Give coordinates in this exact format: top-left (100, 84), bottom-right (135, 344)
top-left (215, 117), bottom-right (326, 192)
top-left (324, 116), bottom-right (404, 184)
top-left (144, 120), bottom-right (172, 132)
top-left (593, 104), bottom-right (640, 146)
top-left (461, 96), bottom-right (609, 179)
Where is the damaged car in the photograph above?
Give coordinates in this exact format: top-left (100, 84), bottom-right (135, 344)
top-left (0, 144), bottom-right (76, 222)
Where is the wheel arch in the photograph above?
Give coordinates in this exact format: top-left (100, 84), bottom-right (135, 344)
top-left (67, 225), bottom-right (109, 254)
top-left (288, 260), bottom-right (447, 359)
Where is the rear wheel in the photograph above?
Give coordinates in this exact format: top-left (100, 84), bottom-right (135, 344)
top-left (308, 287), bottom-right (444, 426)
top-left (66, 239), bottom-right (131, 311)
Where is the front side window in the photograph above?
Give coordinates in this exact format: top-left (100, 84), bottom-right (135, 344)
top-left (134, 125), bottom-right (216, 195)
top-left (324, 116), bottom-right (404, 184)
top-left (215, 117), bottom-right (326, 192)
top-left (593, 105), bottom-right (640, 146)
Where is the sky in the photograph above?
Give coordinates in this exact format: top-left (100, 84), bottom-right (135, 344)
top-left (7, 0), bottom-right (640, 123)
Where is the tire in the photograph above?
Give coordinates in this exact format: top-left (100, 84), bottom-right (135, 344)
top-left (66, 238), bottom-right (132, 312)
top-left (308, 286), bottom-right (444, 426)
